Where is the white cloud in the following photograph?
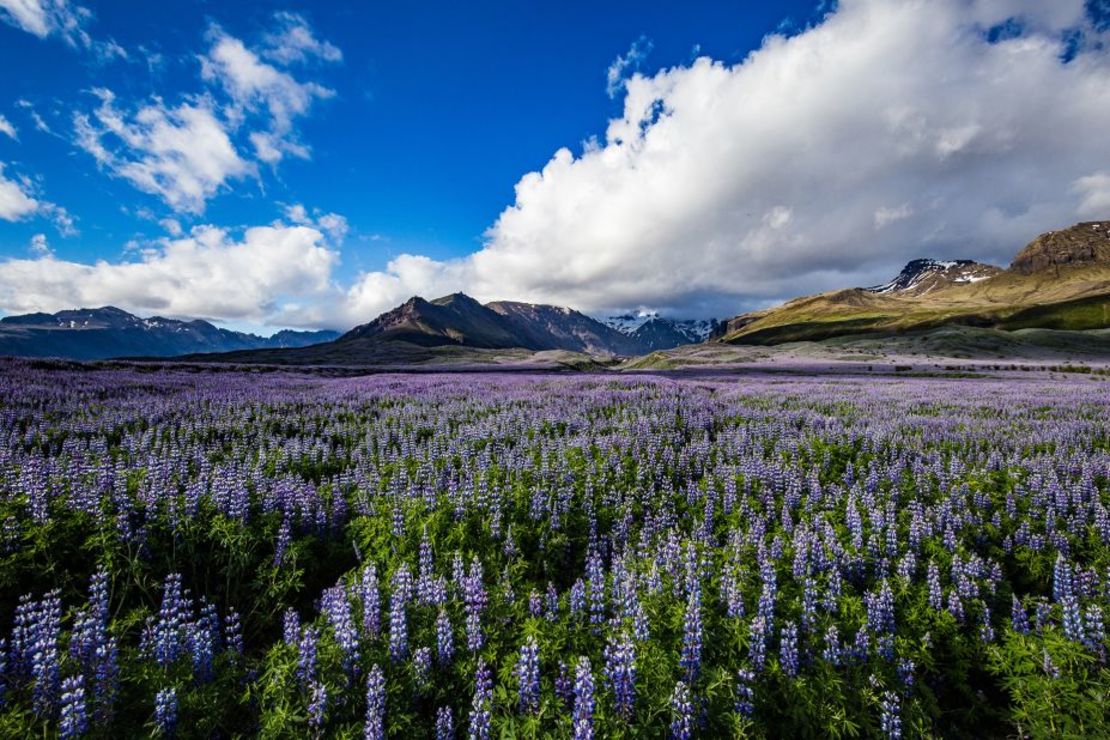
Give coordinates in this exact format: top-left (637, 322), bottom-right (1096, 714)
top-left (0, 0), bottom-right (87, 42)
top-left (1074, 172), bottom-right (1110, 216)
top-left (0, 224), bottom-right (338, 321)
top-left (606, 36), bottom-right (653, 98)
top-left (0, 114), bottom-right (16, 140)
top-left (0, 0), bottom-right (125, 60)
top-left (159, 218), bottom-right (183, 237)
top-left (331, 0), bottom-right (1110, 322)
top-left (201, 23), bottom-right (335, 165)
top-left (261, 11), bottom-right (342, 65)
top-left (874, 204), bottom-right (914, 230)
top-left (70, 15), bottom-right (338, 211)
top-left (282, 202), bottom-right (348, 242)
top-left (74, 89), bottom-right (254, 214)
top-left (0, 163), bottom-right (39, 221)
top-left (0, 162), bottom-right (75, 235)
top-left (29, 233), bottom-right (50, 256)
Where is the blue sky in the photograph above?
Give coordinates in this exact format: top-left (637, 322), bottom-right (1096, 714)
top-left (1, 1), bottom-right (1108, 331)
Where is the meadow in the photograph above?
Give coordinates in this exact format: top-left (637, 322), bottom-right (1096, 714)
top-left (0, 360), bottom-right (1107, 738)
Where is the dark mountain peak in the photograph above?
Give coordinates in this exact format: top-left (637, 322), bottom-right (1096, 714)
top-left (1010, 221), bottom-right (1110, 275)
top-left (0, 307), bottom-right (337, 360)
top-left (340, 292), bottom-right (522, 348)
top-left (868, 258), bottom-right (1001, 296)
top-left (431, 292), bottom-right (481, 307)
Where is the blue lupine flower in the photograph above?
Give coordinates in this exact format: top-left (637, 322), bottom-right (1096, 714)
top-left (669, 680), bottom-right (693, 740)
top-left (516, 636), bottom-right (540, 714)
top-left (572, 657), bottom-right (595, 740)
top-left (365, 664), bottom-right (385, 740)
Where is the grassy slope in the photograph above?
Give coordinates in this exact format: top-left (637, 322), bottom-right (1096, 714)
top-left (720, 263), bottom-right (1110, 344)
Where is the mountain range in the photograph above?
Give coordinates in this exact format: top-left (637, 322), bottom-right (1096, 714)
top-left (0, 307), bottom-right (339, 360)
top-left (712, 221), bottom-right (1110, 345)
top-left (0, 292), bottom-right (713, 362)
top-left (1, 221), bottom-right (1108, 364)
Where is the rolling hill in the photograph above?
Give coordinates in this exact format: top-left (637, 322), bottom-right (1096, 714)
top-left (714, 221), bottom-right (1110, 345)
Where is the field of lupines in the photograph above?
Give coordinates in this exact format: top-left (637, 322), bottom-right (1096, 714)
top-left (0, 359), bottom-right (1108, 738)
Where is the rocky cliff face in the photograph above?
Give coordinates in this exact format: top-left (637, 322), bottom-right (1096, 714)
top-left (1010, 221), bottom-right (1110, 275)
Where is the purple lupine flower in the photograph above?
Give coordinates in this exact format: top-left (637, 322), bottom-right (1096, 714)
top-left (669, 680), bottom-right (694, 740)
top-left (463, 558), bottom-right (487, 653)
top-left (1062, 594), bottom-right (1084, 643)
top-left (586, 549), bottom-right (606, 627)
top-left (572, 657), bottom-right (595, 740)
top-left (70, 570), bottom-right (118, 722)
top-left (866, 580), bottom-right (895, 635)
top-left (389, 589), bottom-right (409, 662)
top-left (926, 562), bottom-right (942, 612)
top-left (283, 609), bottom-right (301, 645)
top-left (555, 661), bottom-right (573, 706)
top-left (946, 591), bottom-right (964, 623)
top-left (748, 616), bottom-right (767, 673)
top-left (436, 608), bottom-right (454, 665)
top-left (735, 668), bottom-right (755, 718)
top-left (225, 608), bottom-right (243, 656)
top-left (297, 627), bottom-right (318, 688)
top-left (545, 582), bottom-right (559, 621)
top-left (680, 591), bottom-right (702, 682)
top-left (879, 690), bottom-right (901, 739)
top-left (273, 516), bottom-right (292, 566)
top-left (1053, 554), bottom-right (1073, 602)
top-left (979, 605), bottom-right (995, 643)
top-left (851, 628), bottom-right (871, 662)
top-left (603, 632), bottom-right (636, 720)
top-left (356, 565), bottom-right (379, 639)
top-left (153, 575), bottom-right (190, 667)
top-left (569, 579), bottom-right (586, 618)
top-left (365, 664), bottom-right (385, 740)
top-left (30, 590), bottom-right (62, 716)
top-left (1084, 605), bottom-right (1105, 658)
top-left (822, 625), bottom-right (841, 665)
top-left (468, 659), bottom-right (492, 740)
top-left (414, 646), bottom-right (433, 685)
top-left (517, 636), bottom-right (540, 714)
top-left (321, 583), bottom-right (359, 678)
top-left (154, 687), bottom-right (177, 737)
top-left (1010, 595), bottom-right (1029, 634)
top-left (780, 620), bottom-right (799, 677)
top-left (59, 675), bottom-right (87, 739)
top-left (186, 606), bottom-right (216, 683)
top-left (436, 706), bottom-right (455, 740)
top-left (308, 680), bottom-right (327, 736)
top-left (419, 528), bottom-right (435, 604)
top-left (528, 590), bottom-right (543, 617)
top-left (897, 659), bottom-right (915, 690)
top-left (1043, 648), bottom-right (1061, 678)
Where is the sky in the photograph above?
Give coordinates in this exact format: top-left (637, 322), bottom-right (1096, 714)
top-left (0, 0), bottom-right (1108, 333)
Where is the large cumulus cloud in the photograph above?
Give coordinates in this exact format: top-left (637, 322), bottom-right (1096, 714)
top-left (343, 0), bottom-right (1110, 321)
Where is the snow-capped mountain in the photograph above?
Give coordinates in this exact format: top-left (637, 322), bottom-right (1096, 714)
top-left (867, 259), bottom-right (1002, 296)
top-left (604, 312), bottom-right (718, 349)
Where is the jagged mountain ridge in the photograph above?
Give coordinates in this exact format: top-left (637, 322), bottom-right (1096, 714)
top-left (715, 221), bottom-right (1110, 345)
top-left (867, 259), bottom-right (1002, 296)
top-left (604, 312), bottom-right (718, 348)
top-left (338, 293), bottom-right (648, 355)
top-left (0, 307), bottom-right (339, 360)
